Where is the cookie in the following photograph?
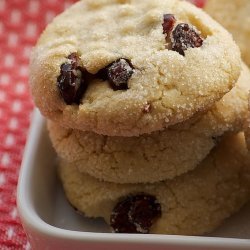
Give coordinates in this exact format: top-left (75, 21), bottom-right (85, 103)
top-left (30, 0), bottom-right (241, 136)
top-left (204, 0), bottom-right (250, 67)
top-left (245, 96), bottom-right (250, 151)
top-left (246, 129), bottom-right (250, 152)
top-left (48, 63), bottom-right (250, 184)
top-left (58, 133), bottom-right (250, 235)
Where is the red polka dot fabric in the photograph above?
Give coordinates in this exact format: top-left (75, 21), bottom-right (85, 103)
top-left (0, 1), bottom-right (77, 249)
top-left (0, 0), bottom-right (204, 249)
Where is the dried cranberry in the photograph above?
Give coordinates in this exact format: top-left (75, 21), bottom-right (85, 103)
top-left (129, 194), bottom-right (161, 233)
top-left (67, 52), bottom-right (78, 67)
top-left (110, 193), bottom-right (161, 233)
top-left (106, 58), bottom-right (134, 90)
top-left (96, 67), bottom-right (109, 81)
top-left (110, 197), bottom-right (137, 233)
top-left (171, 23), bottom-right (203, 56)
top-left (96, 59), bottom-right (134, 90)
top-left (162, 14), bottom-right (176, 36)
top-left (57, 53), bottom-right (87, 105)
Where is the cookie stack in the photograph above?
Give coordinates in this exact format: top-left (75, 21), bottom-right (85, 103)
top-left (204, 0), bottom-right (250, 68)
top-left (30, 0), bottom-right (250, 235)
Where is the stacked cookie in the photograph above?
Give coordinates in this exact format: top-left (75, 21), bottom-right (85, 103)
top-left (29, 0), bottom-right (250, 235)
top-left (204, 0), bottom-right (250, 67)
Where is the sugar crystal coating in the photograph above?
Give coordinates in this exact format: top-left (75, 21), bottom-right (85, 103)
top-left (30, 0), bottom-right (241, 136)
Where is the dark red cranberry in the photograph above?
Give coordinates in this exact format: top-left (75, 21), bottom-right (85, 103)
top-left (110, 193), bottom-right (161, 233)
top-left (162, 14), bottom-right (176, 36)
top-left (106, 58), bottom-right (134, 90)
top-left (129, 194), bottom-right (162, 233)
top-left (67, 52), bottom-right (78, 67)
top-left (171, 23), bottom-right (203, 56)
top-left (57, 53), bottom-right (87, 105)
top-left (96, 59), bottom-right (134, 90)
top-left (96, 67), bottom-right (109, 81)
top-left (110, 196), bottom-right (137, 233)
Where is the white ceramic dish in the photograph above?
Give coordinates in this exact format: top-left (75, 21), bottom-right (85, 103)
top-left (17, 109), bottom-right (250, 250)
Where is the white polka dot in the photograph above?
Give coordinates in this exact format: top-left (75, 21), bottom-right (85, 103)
top-left (10, 208), bottom-right (18, 219)
top-left (4, 54), bottom-right (15, 67)
top-left (15, 83), bottom-right (26, 94)
top-left (25, 242), bottom-right (31, 250)
top-left (10, 9), bottom-right (21, 24)
top-left (26, 23), bottom-right (37, 37)
top-left (23, 46), bottom-right (32, 59)
top-left (5, 134), bottom-right (15, 147)
top-left (0, 74), bottom-right (10, 86)
top-left (29, 1), bottom-right (40, 14)
top-left (12, 100), bottom-right (22, 113)
top-left (0, 91), bottom-right (6, 102)
top-left (0, 174), bottom-right (6, 186)
top-left (1, 153), bottom-right (10, 167)
top-left (9, 118), bottom-right (19, 130)
top-left (6, 227), bottom-right (14, 239)
top-left (8, 33), bottom-right (19, 46)
top-left (19, 65), bottom-right (29, 76)
top-left (0, 0), bottom-right (6, 12)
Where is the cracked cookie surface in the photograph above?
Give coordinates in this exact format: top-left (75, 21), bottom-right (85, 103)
top-left (204, 0), bottom-right (250, 67)
top-left (30, 0), bottom-right (241, 136)
top-left (58, 133), bottom-right (250, 235)
top-left (49, 63), bottom-right (250, 183)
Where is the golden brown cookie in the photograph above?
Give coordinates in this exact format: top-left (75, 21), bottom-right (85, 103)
top-left (58, 133), bottom-right (250, 235)
top-left (48, 63), bottom-right (250, 183)
top-left (205, 0), bottom-right (250, 67)
top-left (30, 0), bottom-right (241, 136)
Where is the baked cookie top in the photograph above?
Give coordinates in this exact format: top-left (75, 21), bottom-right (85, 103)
top-left (58, 133), bottom-right (250, 235)
top-left (48, 62), bottom-right (250, 184)
top-left (30, 0), bottom-right (241, 136)
top-left (204, 0), bottom-right (250, 67)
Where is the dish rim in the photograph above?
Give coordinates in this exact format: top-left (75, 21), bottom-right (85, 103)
top-left (17, 109), bottom-right (250, 249)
